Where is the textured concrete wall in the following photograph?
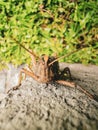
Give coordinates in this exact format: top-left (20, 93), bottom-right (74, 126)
top-left (0, 63), bottom-right (98, 130)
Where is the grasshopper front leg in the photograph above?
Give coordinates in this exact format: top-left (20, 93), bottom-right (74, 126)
top-left (11, 50), bottom-right (38, 91)
top-left (60, 67), bottom-right (72, 80)
top-left (7, 68), bottom-right (39, 93)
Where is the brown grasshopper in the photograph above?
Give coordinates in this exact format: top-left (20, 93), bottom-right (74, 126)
top-left (9, 38), bottom-right (96, 101)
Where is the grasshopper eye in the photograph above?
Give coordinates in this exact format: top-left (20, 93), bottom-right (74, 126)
top-left (48, 56), bottom-right (55, 63)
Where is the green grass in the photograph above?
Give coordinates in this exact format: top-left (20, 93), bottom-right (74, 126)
top-left (0, 0), bottom-right (98, 69)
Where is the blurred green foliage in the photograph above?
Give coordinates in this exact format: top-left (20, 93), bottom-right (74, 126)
top-left (0, 0), bottom-right (98, 69)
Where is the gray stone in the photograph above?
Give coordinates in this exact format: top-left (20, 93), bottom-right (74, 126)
top-left (0, 63), bottom-right (98, 130)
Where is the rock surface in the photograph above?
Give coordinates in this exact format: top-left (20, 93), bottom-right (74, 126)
top-left (0, 63), bottom-right (98, 130)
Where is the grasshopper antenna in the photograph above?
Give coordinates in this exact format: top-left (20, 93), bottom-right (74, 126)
top-left (11, 37), bottom-right (37, 58)
top-left (48, 47), bottom-right (85, 66)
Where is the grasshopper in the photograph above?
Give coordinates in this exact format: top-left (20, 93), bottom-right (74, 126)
top-left (8, 38), bottom-right (96, 101)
